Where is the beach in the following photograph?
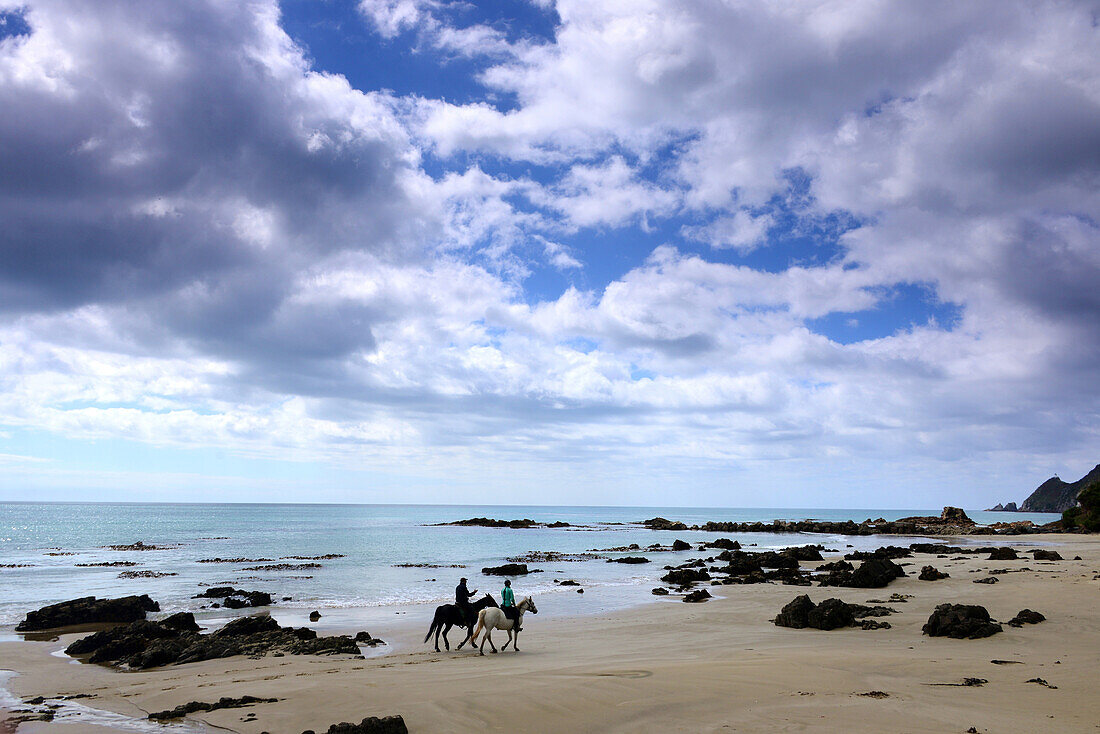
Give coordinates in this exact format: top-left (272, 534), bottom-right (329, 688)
top-left (3, 533), bottom-right (1098, 733)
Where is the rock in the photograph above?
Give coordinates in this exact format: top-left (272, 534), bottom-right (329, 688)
top-left (1007, 609), bottom-right (1045, 627)
top-left (847, 558), bottom-right (906, 588)
top-left (481, 563), bottom-right (530, 575)
top-left (576, 588), bottom-right (583, 593)
top-left (973, 577), bottom-right (999, 584)
top-left (195, 587), bottom-right (237, 598)
top-left (301, 715), bottom-right (408, 734)
top-left (773, 595), bottom-right (815, 628)
top-left (607, 556), bottom-right (650, 564)
top-left (309, 611), bottom-right (321, 622)
top-left (1020, 464), bottom-right (1100, 513)
top-left (651, 588), bottom-right (669, 595)
top-left (808, 598), bottom-right (855, 630)
top-left (641, 517), bottom-right (688, 531)
top-left (683, 589), bottom-right (711, 603)
top-left (987, 547), bottom-right (1018, 560)
top-left (782, 545), bottom-right (824, 561)
top-left (149, 695), bottom-right (278, 720)
top-left (16, 595), bottom-right (160, 631)
top-left (241, 563), bottom-right (321, 571)
top-left (706, 538), bottom-right (740, 550)
top-left (1031, 549), bottom-right (1062, 561)
top-left (671, 539), bottom-right (691, 551)
top-left (940, 507), bottom-right (974, 524)
top-left (922, 604), bottom-right (1002, 639)
top-left (159, 612), bottom-right (201, 632)
top-left (102, 541), bottom-right (169, 551)
top-left (354, 631), bottom-right (373, 643)
top-left (918, 565), bottom-right (949, 581)
top-left (436, 517), bottom-right (538, 529)
top-left (773, 595), bottom-right (861, 630)
top-left (661, 568), bottom-right (710, 586)
top-left (557, 579), bottom-right (580, 586)
top-left (859, 619), bottom-right (891, 630)
top-left (844, 546), bottom-right (911, 560)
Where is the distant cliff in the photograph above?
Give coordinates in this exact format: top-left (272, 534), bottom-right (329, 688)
top-left (1019, 464), bottom-right (1100, 513)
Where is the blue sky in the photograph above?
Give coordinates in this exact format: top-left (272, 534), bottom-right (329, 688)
top-left (0, 0), bottom-right (1097, 507)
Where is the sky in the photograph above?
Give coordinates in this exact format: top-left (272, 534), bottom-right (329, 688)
top-left (0, 0), bottom-right (1098, 508)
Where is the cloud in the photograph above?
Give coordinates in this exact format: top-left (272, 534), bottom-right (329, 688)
top-left (1, 0), bottom-right (1098, 503)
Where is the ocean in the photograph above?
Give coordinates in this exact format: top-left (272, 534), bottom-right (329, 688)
top-left (0, 503), bottom-right (1060, 634)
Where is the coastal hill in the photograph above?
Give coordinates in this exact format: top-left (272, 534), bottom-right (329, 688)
top-left (1009, 464), bottom-right (1100, 513)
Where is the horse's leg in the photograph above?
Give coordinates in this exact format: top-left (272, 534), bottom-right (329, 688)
top-left (513, 625), bottom-right (520, 652)
top-left (442, 622), bottom-right (452, 651)
top-left (501, 628), bottom-right (512, 651)
top-left (485, 628), bottom-right (497, 654)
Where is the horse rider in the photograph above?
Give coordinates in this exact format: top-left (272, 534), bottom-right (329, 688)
top-left (501, 579), bottom-right (522, 632)
top-left (455, 577), bottom-right (477, 626)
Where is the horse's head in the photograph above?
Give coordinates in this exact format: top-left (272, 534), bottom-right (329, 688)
top-left (480, 593), bottom-right (498, 607)
top-left (521, 596), bottom-right (538, 615)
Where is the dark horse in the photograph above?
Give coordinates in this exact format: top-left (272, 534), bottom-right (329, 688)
top-left (424, 593), bottom-right (497, 652)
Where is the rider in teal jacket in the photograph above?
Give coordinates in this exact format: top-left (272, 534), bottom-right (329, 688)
top-left (501, 579), bottom-right (521, 632)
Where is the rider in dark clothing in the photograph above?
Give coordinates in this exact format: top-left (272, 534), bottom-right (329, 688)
top-left (455, 577), bottom-right (477, 626)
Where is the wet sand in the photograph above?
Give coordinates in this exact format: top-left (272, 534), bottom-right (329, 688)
top-left (2, 534), bottom-right (1099, 733)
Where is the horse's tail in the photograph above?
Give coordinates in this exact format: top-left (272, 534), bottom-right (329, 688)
top-left (424, 612), bottom-right (441, 644)
top-left (470, 609), bottom-right (486, 644)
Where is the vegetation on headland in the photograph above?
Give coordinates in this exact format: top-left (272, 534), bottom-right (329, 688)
top-left (1062, 480), bottom-right (1100, 532)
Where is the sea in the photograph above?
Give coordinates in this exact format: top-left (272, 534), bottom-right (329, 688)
top-left (0, 503), bottom-right (1061, 636)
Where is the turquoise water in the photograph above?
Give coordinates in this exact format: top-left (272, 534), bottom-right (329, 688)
top-left (0, 503), bottom-right (1059, 630)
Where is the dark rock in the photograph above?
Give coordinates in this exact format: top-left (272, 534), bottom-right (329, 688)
top-left (909, 543), bottom-right (966, 554)
top-left (546, 521), bottom-right (571, 528)
top-left (75, 561), bottom-right (139, 567)
top-left (922, 604), bottom-right (1002, 639)
top-left (433, 517), bottom-right (536, 528)
top-left (987, 547), bottom-right (1018, 560)
top-left (1026, 677), bottom-right (1058, 689)
top-left (705, 538), bottom-right (740, 550)
top-left (765, 567), bottom-right (813, 586)
top-left (661, 568), bottom-right (710, 586)
top-left (755, 550), bottom-right (799, 569)
top-left (607, 556), bottom-right (650, 564)
top-left (859, 619), bottom-right (891, 630)
top-left (309, 611), bottom-right (322, 622)
top-left (848, 604), bottom-right (896, 619)
top-left (149, 695), bottom-right (278, 720)
top-left (241, 563), bottom-right (321, 571)
top-left (847, 558), bottom-right (906, 588)
top-left (159, 612), bottom-right (201, 632)
top-left (195, 587), bottom-right (237, 598)
top-left (557, 579), bottom-right (580, 586)
top-left (845, 545), bottom-right (911, 561)
top-left (17, 595), bottom-right (160, 631)
top-left (651, 588), bottom-right (669, 596)
top-left (683, 589), bottom-right (711, 603)
top-left (102, 541), bottom-right (169, 551)
top-left (918, 565), bottom-right (949, 581)
top-left (302, 715), bottom-right (408, 734)
top-left (773, 594), bottom-right (815, 628)
top-left (807, 598), bottom-right (855, 630)
top-left (973, 577), bottom-right (999, 584)
top-left (481, 563), bottom-right (530, 575)
top-left (641, 517), bottom-right (688, 531)
top-left (1007, 609), bottom-right (1045, 627)
top-left (773, 595), bottom-right (861, 630)
top-left (671, 539), bottom-right (691, 551)
top-left (1030, 549), bottom-right (1062, 561)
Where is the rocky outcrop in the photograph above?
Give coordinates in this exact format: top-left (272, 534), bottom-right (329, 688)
top-left (922, 604), bottom-right (1002, 639)
top-left (671, 539), bottom-right (691, 551)
top-left (772, 595), bottom-right (892, 631)
top-left (65, 614), bottom-right (361, 669)
top-left (1030, 549), bottom-right (1062, 561)
top-left (1020, 464), bottom-right (1100, 513)
top-left (149, 695), bottom-right (278, 720)
top-left (661, 567), bottom-right (710, 586)
top-left (436, 518), bottom-right (538, 528)
top-left (1007, 609), bottom-right (1045, 627)
top-left (194, 588), bottom-right (272, 608)
top-left (301, 715), bottom-right (408, 734)
top-left (642, 517), bottom-right (688, 531)
top-left (819, 557), bottom-right (905, 588)
top-left (987, 547), bottom-right (1018, 560)
top-left (607, 556), bottom-right (650, 564)
top-left (704, 538), bottom-right (740, 550)
top-left (985, 502), bottom-right (1018, 512)
top-left (918, 565), bottom-right (949, 581)
top-left (16, 595), bottom-right (160, 631)
top-left (481, 563), bottom-right (530, 575)
top-left (683, 589), bottom-right (711, 603)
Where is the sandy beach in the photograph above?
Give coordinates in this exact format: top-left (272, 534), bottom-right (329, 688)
top-left (3, 533), bottom-right (1099, 734)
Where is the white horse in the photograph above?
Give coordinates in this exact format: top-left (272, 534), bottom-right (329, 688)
top-left (470, 596), bottom-right (538, 655)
